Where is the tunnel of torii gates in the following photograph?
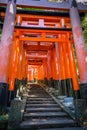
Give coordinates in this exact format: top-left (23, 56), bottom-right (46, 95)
top-left (0, 0), bottom-right (87, 111)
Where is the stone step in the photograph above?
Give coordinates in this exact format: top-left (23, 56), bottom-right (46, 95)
top-left (25, 107), bottom-right (62, 112)
top-left (23, 112), bottom-right (68, 119)
top-left (39, 128), bottom-right (85, 130)
top-left (28, 93), bottom-right (49, 95)
top-left (28, 91), bottom-right (48, 93)
top-left (20, 118), bottom-right (75, 129)
top-left (27, 97), bottom-right (53, 101)
top-left (26, 104), bottom-right (59, 108)
top-left (26, 100), bottom-right (56, 104)
top-left (29, 91), bottom-right (47, 93)
top-left (20, 85), bottom-right (75, 130)
top-left (28, 94), bottom-right (50, 98)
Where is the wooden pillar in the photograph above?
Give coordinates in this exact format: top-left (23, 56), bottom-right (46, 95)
top-left (55, 43), bottom-right (60, 81)
top-left (38, 65), bottom-right (42, 81)
top-left (8, 36), bottom-right (20, 103)
top-left (69, 0), bottom-right (87, 83)
top-left (47, 50), bottom-right (53, 79)
top-left (69, 0), bottom-right (87, 100)
top-left (51, 46), bottom-right (59, 89)
top-left (0, 0), bottom-right (16, 83)
top-left (17, 42), bottom-right (23, 81)
top-left (21, 48), bottom-right (27, 85)
top-left (62, 42), bottom-right (73, 96)
top-left (47, 50), bottom-right (53, 87)
top-left (0, 0), bottom-right (16, 110)
top-left (67, 40), bottom-right (80, 98)
top-left (43, 59), bottom-right (48, 78)
top-left (43, 59), bottom-right (48, 84)
top-left (9, 37), bottom-right (18, 91)
top-left (58, 42), bottom-right (67, 95)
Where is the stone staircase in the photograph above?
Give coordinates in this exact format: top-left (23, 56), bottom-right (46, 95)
top-left (19, 84), bottom-right (76, 130)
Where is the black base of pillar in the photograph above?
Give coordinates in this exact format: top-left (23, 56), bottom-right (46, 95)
top-left (8, 91), bottom-right (14, 107)
top-left (14, 78), bottom-right (20, 97)
top-left (57, 78), bottom-right (73, 97)
top-left (66, 78), bottom-right (73, 97)
top-left (0, 83), bottom-right (8, 115)
top-left (73, 84), bottom-right (87, 126)
top-left (73, 90), bottom-right (81, 99)
top-left (74, 99), bottom-right (86, 126)
top-left (80, 83), bottom-right (87, 103)
top-left (54, 80), bottom-right (59, 89)
top-left (48, 77), bottom-right (54, 88)
top-left (61, 79), bottom-right (67, 95)
top-left (21, 78), bottom-right (27, 86)
top-left (44, 77), bottom-right (48, 86)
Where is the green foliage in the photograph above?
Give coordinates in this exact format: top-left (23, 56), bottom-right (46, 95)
top-left (82, 14), bottom-right (87, 28)
top-left (81, 14), bottom-right (87, 46)
top-left (0, 29), bottom-right (2, 34)
top-left (23, 7), bottom-right (44, 11)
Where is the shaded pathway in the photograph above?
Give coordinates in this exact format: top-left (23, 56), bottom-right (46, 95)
top-left (19, 84), bottom-right (75, 130)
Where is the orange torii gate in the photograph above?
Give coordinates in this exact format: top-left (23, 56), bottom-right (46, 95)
top-left (0, 0), bottom-right (87, 114)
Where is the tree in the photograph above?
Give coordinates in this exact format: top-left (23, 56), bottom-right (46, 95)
top-left (82, 14), bottom-right (87, 47)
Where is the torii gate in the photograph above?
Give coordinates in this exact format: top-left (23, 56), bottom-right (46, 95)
top-left (0, 0), bottom-right (87, 113)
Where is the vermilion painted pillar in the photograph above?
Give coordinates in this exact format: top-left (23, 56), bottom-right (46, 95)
top-left (0, 0), bottom-right (16, 83)
top-left (47, 50), bottom-right (53, 87)
top-left (40, 65), bottom-right (44, 82)
top-left (17, 43), bottom-right (23, 80)
top-left (9, 38), bottom-right (17, 91)
top-left (14, 38), bottom-right (20, 80)
top-left (21, 49), bottom-right (25, 79)
top-left (69, 0), bottom-right (87, 100)
top-left (43, 59), bottom-right (48, 85)
top-left (67, 41), bottom-right (80, 98)
top-left (52, 45), bottom-right (59, 89)
top-left (47, 51), bottom-right (53, 79)
top-left (21, 49), bottom-right (27, 86)
top-left (58, 42), bottom-right (67, 95)
top-left (0, 0), bottom-right (16, 111)
top-left (8, 37), bottom-right (19, 103)
top-left (62, 42), bottom-right (73, 96)
top-left (62, 43), bottom-right (71, 80)
top-left (38, 65), bottom-right (43, 81)
top-left (51, 51), bottom-right (56, 80)
top-left (55, 43), bottom-right (60, 80)
top-left (43, 60), bottom-right (47, 78)
top-left (27, 67), bottom-right (34, 82)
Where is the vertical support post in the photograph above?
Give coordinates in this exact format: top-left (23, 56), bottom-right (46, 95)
top-left (0, 0), bottom-right (16, 112)
top-left (0, 0), bottom-right (16, 83)
top-left (8, 37), bottom-right (18, 103)
top-left (53, 43), bottom-right (60, 90)
top-left (17, 43), bottom-right (23, 81)
top-left (62, 42), bottom-right (73, 96)
top-left (43, 59), bottom-right (48, 85)
top-left (47, 50), bottom-right (53, 87)
top-left (38, 65), bottom-right (44, 82)
top-left (69, 0), bottom-right (87, 100)
top-left (69, 1), bottom-right (87, 124)
top-left (16, 42), bottom-right (24, 98)
top-left (51, 49), bottom-right (56, 80)
top-left (58, 42), bottom-right (66, 95)
top-left (67, 40), bottom-right (80, 98)
top-left (21, 48), bottom-right (27, 86)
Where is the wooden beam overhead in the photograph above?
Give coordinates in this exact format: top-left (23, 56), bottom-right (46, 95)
top-left (24, 45), bottom-right (54, 51)
top-left (0, 0), bottom-right (87, 12)
top-left (26, 56), bottom-right (47, 59)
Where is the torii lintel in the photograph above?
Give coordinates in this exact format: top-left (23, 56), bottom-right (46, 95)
top-left (0, 0), bottom-right (87, 12)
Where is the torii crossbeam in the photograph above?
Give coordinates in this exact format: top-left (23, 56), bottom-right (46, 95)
top-left (0, 0), bottom-right (87, 12)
